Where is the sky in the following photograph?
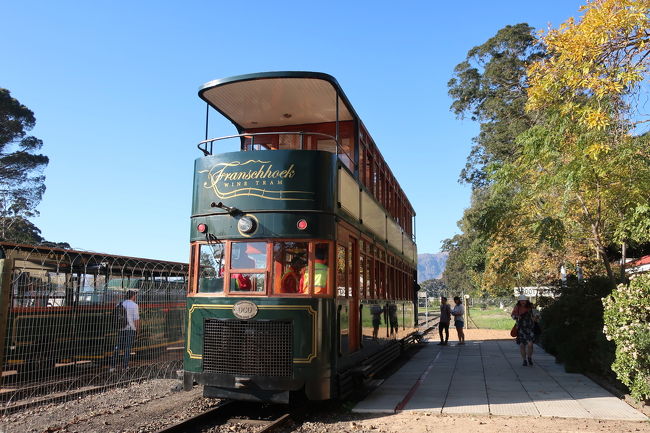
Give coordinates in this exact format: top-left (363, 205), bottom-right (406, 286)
top-left (2, 0), bottom-right (587, 263)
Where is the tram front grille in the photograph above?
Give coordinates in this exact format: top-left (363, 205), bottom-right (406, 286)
top-left (203, 319), bottom-right (293, 377)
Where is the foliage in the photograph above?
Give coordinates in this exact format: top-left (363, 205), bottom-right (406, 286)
top-left (448, 23), bottom-right (544, 188)
top-left (446, 3), bottom-right (650, 295)
top-left (419, 278), bottom-right (450, 298)
top-left (527, 0), bottom-right (650, 130)
top-left (0, 88), bottom-right (49, 242)
top-left (0, 216), bottom-right (43, 244)
top-left (443, 23), bottom-right (553, 294)
top-left (539, 276), bottom-right (616, 376)
top-left (442, 191), bottom-right (490, 295)
top-left (603, 274), bottom-right (650, 401)
top-left (495, 109), bottom-right (650, 285)
top-left (488, 0), bottom-right (650, 287)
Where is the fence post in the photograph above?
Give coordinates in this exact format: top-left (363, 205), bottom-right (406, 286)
top-left (0, 255), bottom-right (14, 379)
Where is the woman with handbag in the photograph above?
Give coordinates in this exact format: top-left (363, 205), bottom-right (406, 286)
top-left (511, 294), bottom-right (538, 366)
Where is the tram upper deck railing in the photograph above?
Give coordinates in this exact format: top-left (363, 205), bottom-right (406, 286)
top-left (197, 131), bottom-right (355, 172)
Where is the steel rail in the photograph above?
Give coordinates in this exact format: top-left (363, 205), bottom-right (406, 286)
top-left (152, 400), bottom-right (293, 433)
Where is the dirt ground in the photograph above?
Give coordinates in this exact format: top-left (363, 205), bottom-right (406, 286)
top-left (1, 329), bottom-right (648, 433)
top-left (440, 327), bottom-right (511, 341)
top-left (296, 411), bottom-right (650, 433)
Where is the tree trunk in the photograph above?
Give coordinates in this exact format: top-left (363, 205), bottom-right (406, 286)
top-left (620, 242), bottom-right (627, 281)
top-left (598, 244), bottom-right (616, 289)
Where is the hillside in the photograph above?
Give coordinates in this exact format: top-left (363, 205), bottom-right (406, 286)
top-left (417, 252), bottom-right (448, 282)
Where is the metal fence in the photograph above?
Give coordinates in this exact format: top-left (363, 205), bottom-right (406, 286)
top-left (0, 242), bottom-right (188, 413)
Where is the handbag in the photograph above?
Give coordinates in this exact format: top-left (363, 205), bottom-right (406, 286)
top-left (510, 324), bottom-right (518, 338)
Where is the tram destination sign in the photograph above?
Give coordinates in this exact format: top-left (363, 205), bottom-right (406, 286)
top-left (192, 150), bottom-right (335, 214)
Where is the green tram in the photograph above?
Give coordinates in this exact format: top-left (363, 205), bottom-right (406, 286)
top-left (183, 72), bottom-right (418, 403)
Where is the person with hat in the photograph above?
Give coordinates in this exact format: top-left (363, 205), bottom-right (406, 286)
top-left (511, 294), bottom-right (538, 366)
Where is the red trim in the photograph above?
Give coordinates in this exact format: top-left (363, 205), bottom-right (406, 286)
top-left (628, 255), bottom-right (650, 267)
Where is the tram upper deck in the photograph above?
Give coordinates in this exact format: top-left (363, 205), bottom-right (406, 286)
top-left (195, 72), bottom-right (415, 240)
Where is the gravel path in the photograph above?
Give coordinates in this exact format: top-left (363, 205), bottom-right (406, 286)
top-left (1, 379), bottom-right (220, 433)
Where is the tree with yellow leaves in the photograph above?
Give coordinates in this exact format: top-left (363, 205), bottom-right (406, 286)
top-left (527, 0), bottom-right (650, 131)
top-left (518, 0), bottom-right (650, 287)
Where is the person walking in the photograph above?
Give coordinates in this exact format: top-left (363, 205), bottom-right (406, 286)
top-left (370, 304), bottom-right (384, 340)
top-left (438, 296), bottom-right (452, 345)
top-left (112, 290), bottom-right (139, 370)
top-left (452, 296), bottom-right (465, 345)
top-left (388, 303), bottom-right (399, 337)
top-left (511, 294), bottom-right (537, 366)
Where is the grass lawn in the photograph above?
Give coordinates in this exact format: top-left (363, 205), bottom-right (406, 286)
top-left (468, 307), bottom-right (513, 330)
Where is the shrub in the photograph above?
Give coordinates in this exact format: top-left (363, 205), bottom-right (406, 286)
top-left (603, 274), bottom-right (650, 401)
top-left (539, 276), bottom-right (616, 376)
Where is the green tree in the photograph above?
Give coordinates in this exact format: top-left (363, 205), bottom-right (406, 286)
top-left (447, 23), bottom-right (544, 188)
top-left (420, 278), bottom-right (450, 298)
top-left (444, 24), bottom-right (544, 294)
top-left (520, 0), bottom-right (650, 286)
top-left (441, 192), bottom-right (489, 295)
top-left (0, 88), bottom-right (49, 243)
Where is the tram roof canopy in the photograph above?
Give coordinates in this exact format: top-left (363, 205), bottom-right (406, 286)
top-left (199, 72), bottom-right (356, 130)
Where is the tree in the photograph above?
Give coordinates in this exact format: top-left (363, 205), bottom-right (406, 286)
top-left (527, 0), bottom-right (650, 131)
top-left (443, 24), bottom-right (547, 295)
top-left (521, 0), bottom-right (650, 286)
top-left (419, 279), bottom-right (450, 298)
top-left (448, 23), bottom-right (545, 188)
top-left (0, 88), bottom-right (49, 242)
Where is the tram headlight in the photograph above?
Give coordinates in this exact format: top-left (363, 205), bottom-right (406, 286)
top-left (297, 219), bottom-right (308, 230)
top-left (237, 216), bottom-right (257, 234)
top-left (197, 223), bottom-right (208, 233)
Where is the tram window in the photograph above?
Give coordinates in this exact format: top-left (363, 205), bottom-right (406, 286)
top-left (273, 241), bottom-right (308, 294)
top-left (316, 139), bottom-right (337, 154)
top-left (347, 240), bottom-right (354, 298)
top-left (359, 254), bottom-right (368, 293)
top-left (229, 242), bottom-right (267, 293)
top-left (336, 245), bottom-right (347, 298)
top-left (302, 243), bottom-right (330, 295)
top-left (278, 134), bottom-right (302, 150)
top-left (230, 242), bottom-right (266, 269)
top-left (365, 254), bottom-right (373, 298)
top-left (198, 244), bottom-right (224, 293)
top-left (230, 273), bottom-right (265, 292)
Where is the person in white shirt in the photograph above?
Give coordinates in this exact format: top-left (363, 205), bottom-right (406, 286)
top-left (112, 290), bottom-right (140, 370)
top-left (452, 296), bottom-right (465, 345)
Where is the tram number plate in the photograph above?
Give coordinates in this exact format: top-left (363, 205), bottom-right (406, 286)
top-left (232, 301), bottom-right (258, 319)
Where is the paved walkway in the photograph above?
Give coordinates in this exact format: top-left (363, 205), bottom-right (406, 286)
top-left (352, 339), bottom-right (648, 421)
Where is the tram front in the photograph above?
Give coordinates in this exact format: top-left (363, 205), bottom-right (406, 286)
top-left (183, 72), bottom-right (355, 402)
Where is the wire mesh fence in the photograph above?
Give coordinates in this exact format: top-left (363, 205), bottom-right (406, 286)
top-left (418, 292), bottom-right (517, 330)
top-left (0, 242), bottom-right (188, 413)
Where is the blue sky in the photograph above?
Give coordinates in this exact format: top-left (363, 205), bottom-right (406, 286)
top-left (2, 1), bottom-right (586, 263)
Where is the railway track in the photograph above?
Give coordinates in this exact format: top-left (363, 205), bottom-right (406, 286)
top-left (153, 400), bottom-right (294, 433)
top-left (153, 328), bottom-right (438, 433)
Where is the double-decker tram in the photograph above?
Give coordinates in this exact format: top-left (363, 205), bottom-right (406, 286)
top-left (183, 72), bottom-right (418, 403)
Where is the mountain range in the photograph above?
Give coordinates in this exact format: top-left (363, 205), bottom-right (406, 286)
top-left (417, 252), bottom-right (448, 282)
